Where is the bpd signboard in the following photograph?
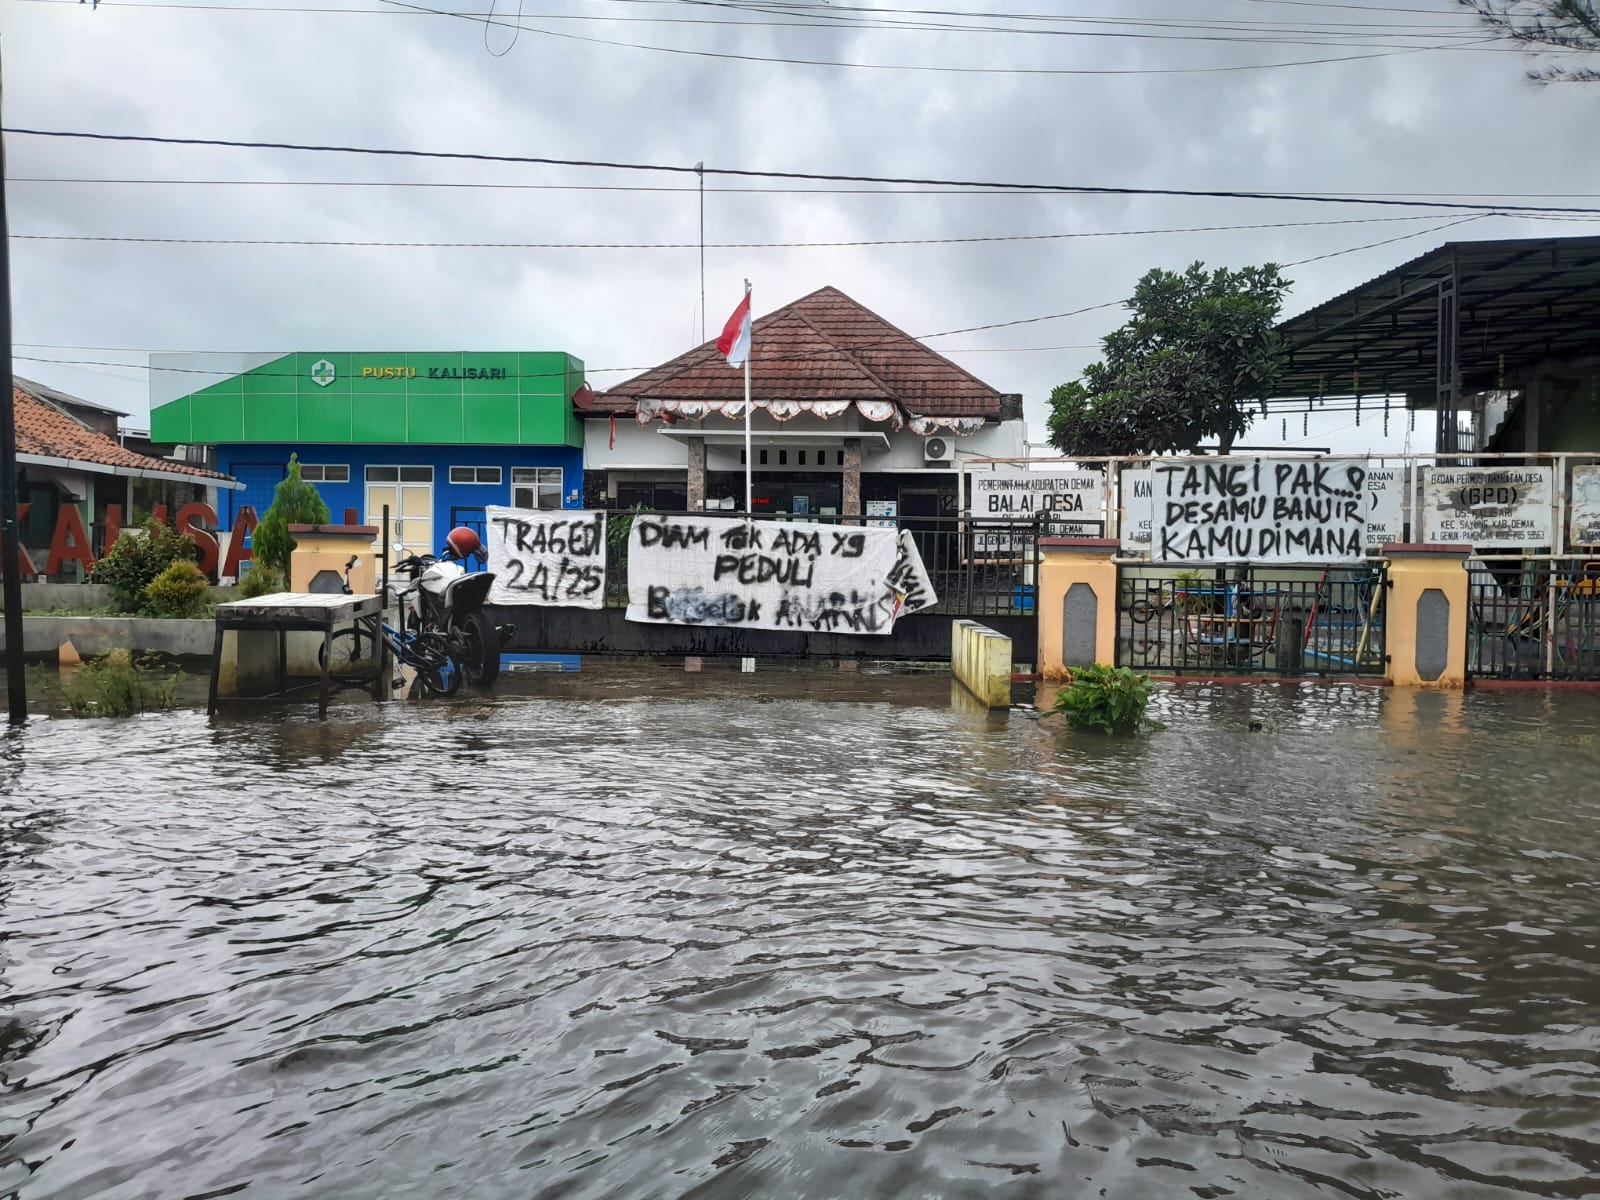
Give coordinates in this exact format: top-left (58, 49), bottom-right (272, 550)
top-left (969, 469), bottom-right (1104, 554)
top-left (1422, 466), bottom-right (1552, 547)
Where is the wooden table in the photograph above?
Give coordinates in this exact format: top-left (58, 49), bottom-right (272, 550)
top-left (208, 592), bottom-right (386, 719)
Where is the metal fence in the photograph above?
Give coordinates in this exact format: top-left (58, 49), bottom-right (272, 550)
top-left (595, 508), bottom-right (1053, 617)
top-left (1467, 558), bottom-right (1600, 681)
top-left (1117, 563), bottom-right (1387, 677)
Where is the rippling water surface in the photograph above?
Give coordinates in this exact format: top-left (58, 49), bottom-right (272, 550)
top-left (3, 671), bottom-right (1600, 1199)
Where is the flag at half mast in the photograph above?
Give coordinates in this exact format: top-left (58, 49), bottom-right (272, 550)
top-left (716, 291), bottom-right (752, 369)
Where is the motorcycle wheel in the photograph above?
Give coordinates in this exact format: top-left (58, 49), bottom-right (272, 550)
top-left (452, 610), bottom-right (501, 688)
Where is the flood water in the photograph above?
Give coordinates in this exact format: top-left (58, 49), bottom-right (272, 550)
top-left (3, 670), bottom-right (1600, 1199)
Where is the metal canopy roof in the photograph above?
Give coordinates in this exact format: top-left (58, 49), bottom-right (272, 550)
top-left (1273, 235), bottom-right (1600, 402)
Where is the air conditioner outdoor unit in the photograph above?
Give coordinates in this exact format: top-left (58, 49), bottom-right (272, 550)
top-left (923, 435), bottom-right (954, 463)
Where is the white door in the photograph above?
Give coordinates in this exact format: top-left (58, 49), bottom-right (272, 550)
top-left (366, 466), bottom-right (435, 558)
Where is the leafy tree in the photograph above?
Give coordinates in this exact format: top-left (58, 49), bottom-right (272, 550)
top-left (251, 454), bottom-right (332, 578)
top-left (1047, 262), bottom-right (1290, 458)
top-left (1458, 1), bottom-right (1600, 81)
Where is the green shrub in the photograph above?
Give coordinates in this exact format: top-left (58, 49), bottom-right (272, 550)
top-left (1050, 664), bottom-right (1162, 735)
top-left (63, 649), bottom-right (180, 717)
top-left (90, 517), bottom-right (200, 613)
top-left (143, 560), bottom-right (211, 618)
top-left (252, 454), bottom-right (331, 577)
top-left (235, 564), bottom-right (285, 599)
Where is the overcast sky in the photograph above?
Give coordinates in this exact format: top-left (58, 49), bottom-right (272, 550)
top-left (6, 0), bottom-right (1598, 458)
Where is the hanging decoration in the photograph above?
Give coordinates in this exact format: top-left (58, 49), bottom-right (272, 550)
top-left (907, 415), bottom-right (987, 436)
top-left (633, 396), bottom-right (903, 429)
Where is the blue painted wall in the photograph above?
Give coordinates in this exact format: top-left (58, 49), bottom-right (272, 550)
top-left (217, 442), bottom-right (584, 543)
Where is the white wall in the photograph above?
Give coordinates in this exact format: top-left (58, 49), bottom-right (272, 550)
top-left (870, 420), bottom-right (1028, 473)
top-left (583, 417), bottom-right (685, 471)
top-left (586, 412), bottom-right (1029, 475)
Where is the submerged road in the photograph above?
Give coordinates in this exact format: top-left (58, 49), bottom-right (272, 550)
top-left (2, 671), bottom-right (1598, 1198)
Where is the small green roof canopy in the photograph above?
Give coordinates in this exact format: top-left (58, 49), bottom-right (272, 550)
top-left (150, 351), bottom-right (586, 447)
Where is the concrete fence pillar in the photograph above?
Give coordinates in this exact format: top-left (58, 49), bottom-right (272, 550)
top-left (1383, 543), bottom-right (1471, 688)
top-left (1037, 537), bottom-right (1119, 681)
top-left (288, 524), bottom-right (380, 593)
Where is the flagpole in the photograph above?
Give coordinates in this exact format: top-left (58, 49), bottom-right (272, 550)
top-left (742, 279), bottom-right (752, 516)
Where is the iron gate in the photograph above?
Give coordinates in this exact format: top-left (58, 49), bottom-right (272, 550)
top-left (1467, 558), bottom-right (1600, 681)
top-left (1117, 563), bottom-right (1387, 677)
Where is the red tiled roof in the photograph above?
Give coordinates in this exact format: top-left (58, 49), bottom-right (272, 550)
top-left (594, 286), bottom-right (1003, 418)
top-left (14, 387), bottom-right (232, 483)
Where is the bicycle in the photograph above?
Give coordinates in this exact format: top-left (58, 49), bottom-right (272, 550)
top-left (319, 556), bottom-right (464, 697)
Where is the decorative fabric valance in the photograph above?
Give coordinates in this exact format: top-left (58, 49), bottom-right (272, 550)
top-left (634, 397), bottom-right (909, 430)
top-left (907, 415), bottom-right (987, 436)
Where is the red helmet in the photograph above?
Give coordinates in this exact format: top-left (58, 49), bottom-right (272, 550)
top-left (445, 526), bottom-right (482, 559)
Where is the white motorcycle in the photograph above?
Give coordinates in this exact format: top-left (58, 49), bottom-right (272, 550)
top-left (391, 527), bottom-right (512, 688)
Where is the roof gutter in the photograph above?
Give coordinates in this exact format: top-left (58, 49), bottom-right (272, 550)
top-left (17, 452), bottom-right (244, 490)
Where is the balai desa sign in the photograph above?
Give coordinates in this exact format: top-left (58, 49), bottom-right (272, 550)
top-left (969, 468), bottom-right (1103, 552)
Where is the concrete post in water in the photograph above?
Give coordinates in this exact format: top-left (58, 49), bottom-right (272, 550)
top-left (1383, 543), bottom-right (1470, 688)
top-left (1037, 538), bottom-right (1119, 681)
top-left (951, 618), bottom-right (1011, 708)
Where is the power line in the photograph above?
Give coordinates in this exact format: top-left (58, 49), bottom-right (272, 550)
top-left (18, 176), bottom-right (1599, 202)
top-left (10, 127), bottom-right (1600, 216)
top-left (12, 213), bottom-right (1480, 251)
top-left (19, 0), bottom-right (1490, 43)
top-left (7, 213), bottom-right (1491, 381)
top-left (372, 0), bottom-right (1505, 74)
top-left (16, 212), bottom-right (1489, 369)
top-left (15, 0), bottom-right (1489, 32)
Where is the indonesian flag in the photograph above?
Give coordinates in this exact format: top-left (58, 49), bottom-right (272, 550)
top-left (716, 291), bottom-right (752, 368)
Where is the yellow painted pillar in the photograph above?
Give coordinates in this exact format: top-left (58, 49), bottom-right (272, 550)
top-left (951, 619), bottom-right (1012, 708)
top-left (1384, 543), bottom-right (1470, 688)
top-left (1037, 538), bottom-right (1119, 681)
top-left (288, 524), bottom-right (380, 593)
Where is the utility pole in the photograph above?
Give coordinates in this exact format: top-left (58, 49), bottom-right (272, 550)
top-left (0, 42), bottom-right (26, 724)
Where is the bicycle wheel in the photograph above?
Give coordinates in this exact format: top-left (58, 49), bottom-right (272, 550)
top-left (1129, 593), bottom-right (1158, 624)
top-left (411, 631), bottom-right (463, 698)
top-left (322, 626), bottom-right (380, 684)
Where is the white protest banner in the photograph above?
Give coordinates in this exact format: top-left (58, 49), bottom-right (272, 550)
top-left (485, 506), bottom-right (607, 608)
top-left (626, 514), bottom-right (921, 635)
top-left (1151, 458), bottom-right (1370, 563)
top-left (1118, 468), bottom-right (1153, 555)
top-left (1569, 464), bottom-right (1600, 547)
top-left (969, 468), bottom-right (1104, 553)
top-left (1422, 466), bottom-right (1552, 547)
top-left (888, 529), bottom-right (938, 617)
top-left (1361, 465), bottom-right (1406, 549)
